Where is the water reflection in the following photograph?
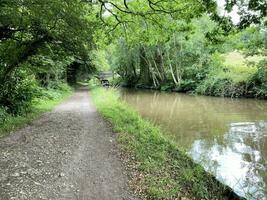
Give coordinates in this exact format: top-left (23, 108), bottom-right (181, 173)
top-left (121, 88), bottom-right (267, 199)
top-left (191, 121), bottom-right (267, 199)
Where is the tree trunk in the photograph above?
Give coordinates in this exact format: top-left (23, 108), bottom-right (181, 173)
top-left (139, 47), bottom-right (151, 86)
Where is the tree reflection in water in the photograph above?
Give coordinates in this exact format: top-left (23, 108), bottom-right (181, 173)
top-left (190, 121), bottom-right (267, 199)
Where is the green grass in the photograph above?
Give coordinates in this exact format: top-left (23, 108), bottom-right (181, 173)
top-left (0, 88), bottom-right (73, 137)
top-left (90, 86), bottom-right (244, 200)
top-left (223, 51), bottom-right (264, 67)
top-left (220, 52), bottom-right (259, 83)
top-left (214, 64), bottom-right (257, 83)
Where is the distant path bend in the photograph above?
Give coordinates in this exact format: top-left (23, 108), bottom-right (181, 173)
top-left (0, 87), bottom-right (137, 200)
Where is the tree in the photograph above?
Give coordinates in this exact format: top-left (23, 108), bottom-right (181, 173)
top-left (225, 0), bottom-right (267, 28)
top-left (0, 0), bottom-right (96, 79)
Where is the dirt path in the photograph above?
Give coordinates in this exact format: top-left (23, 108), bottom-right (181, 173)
top-left (0, 88), bottom-right (137, 200)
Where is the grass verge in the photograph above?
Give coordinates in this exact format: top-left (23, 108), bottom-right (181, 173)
top-left (0, 87), bottom-right (72, 137)
top-left (90, 86), bottom-right (244, 200)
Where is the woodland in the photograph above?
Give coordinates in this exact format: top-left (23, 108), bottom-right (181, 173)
top-left (0, 0), bottom-right (266, 120)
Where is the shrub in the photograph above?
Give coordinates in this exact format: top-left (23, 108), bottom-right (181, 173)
top-left (49, 81), bottom-right (72, 92)
top-left (0, 69), bottom-right (39, 115)
top-left (37, 83), bottom-right (72, 101)
top-left (195, 53), bottom-right (259, 98)
top-left (196, 77), bottom-right (248, 97)
top-left (248, 61), bottom-right (267, 98)
top-left (0, 107), bottom-right (9, 124)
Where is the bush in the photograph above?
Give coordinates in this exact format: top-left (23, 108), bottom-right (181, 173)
top-left (37, 83), bottom-right (72, 101)
top-left (196, 77), bottom-right (248, 97)
top-left (0, 107), bottom-right (9, 124)
top-left (0, 69), bottom-right (39, 115)
top-left (195, 53), bottom-right (259, 98)
top-left (248, 61), bottom-right (267, 98)
top-left (49, 81), bottom-right (72, 92)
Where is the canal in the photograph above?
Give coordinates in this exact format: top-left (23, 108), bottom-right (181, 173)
top-left (121, 88), bottom-right (267, 200)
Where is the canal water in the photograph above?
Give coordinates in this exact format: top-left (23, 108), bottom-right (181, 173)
top-left (121, 88), bottom-right (267, 200)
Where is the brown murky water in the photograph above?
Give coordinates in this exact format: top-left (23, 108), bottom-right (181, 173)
top-left (121, 88), bottom-right (267, 200)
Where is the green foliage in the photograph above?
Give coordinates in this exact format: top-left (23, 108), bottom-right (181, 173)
top-left (0, 84), bottom-right (72, 137)
top-left (90, 50), bottom-right (110, 72)
top-left (225, 0), bottom-right (267, 28)
top-left (248, 61), bottom-right (267, 98)
top-left (0, 0), bottom-right (266, 118)
top-left (0, 0), bottom-right (98, 114)
top-left (38, 83), bottom-right (72, 100)
top-left (196, 77), bottom-right (248, 97)
top-left (98, 15), bottom-right (219, 91)
top-left (93, 14), bottom-right (267, 99)
top-left (0, 107), bottom-right (8, 124)
top-left (195, 53), bottom-right (260, 97)
top-left (224, 27), bottom-right (264, 54)
top-left (2, 0), bottom-right (265, 117)
top-left (0, 69), bottom-right (39, 114)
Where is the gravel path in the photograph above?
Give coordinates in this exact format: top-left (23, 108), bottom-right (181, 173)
top-left (0, 88), bottom-right (137, 200)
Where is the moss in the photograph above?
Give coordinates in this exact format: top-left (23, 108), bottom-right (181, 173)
top-left (90, 86), bottom-right (244, 200)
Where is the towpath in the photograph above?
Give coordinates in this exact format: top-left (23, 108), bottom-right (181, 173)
top-left (0, 88), bottom-right (137, 200)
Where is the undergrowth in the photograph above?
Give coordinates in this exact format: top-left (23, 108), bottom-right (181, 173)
top-left (0, 84), bottom-right (72, 137)
top-left (196, 53), bottom-right (265, 98)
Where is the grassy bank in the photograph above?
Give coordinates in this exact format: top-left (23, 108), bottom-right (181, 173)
top-left (90, 86), bottom-right (244, 200)
top-left (0, 86), bottom-right (72, 137)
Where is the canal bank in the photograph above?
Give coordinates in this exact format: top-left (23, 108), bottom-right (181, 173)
top-left (90, 86), bottom-right (245, 200)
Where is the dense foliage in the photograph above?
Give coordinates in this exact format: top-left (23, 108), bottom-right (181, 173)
top-left (0, 0), bottom-right (97, 116)
top-left (1, 1), bottom-right (266, 199)
top-left (0, 0), bottom-right (224, 117)
top-left (0, 1), bottom-right (266, 118)
top-left (91, 1), bottom-right (267, 98)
